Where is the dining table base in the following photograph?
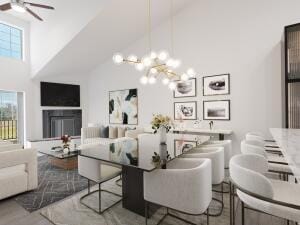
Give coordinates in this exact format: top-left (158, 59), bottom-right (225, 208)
top-left (122, 166), bottom-right (158, 217)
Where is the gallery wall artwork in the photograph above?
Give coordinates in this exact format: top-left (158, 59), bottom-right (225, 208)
top-left (203, 100), bottom-right (230, 120)
top-left (174, 101), bottom-right (197, 120)
top-left (203, 74), bottom-right (230, 96)
top-left (109, 88), bottom-right (138, 125)
top-left (173, 78), bottom-right (197, 98)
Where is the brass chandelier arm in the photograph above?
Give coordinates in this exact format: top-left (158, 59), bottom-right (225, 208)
top-left (123, 59), bottom-right (140, 64)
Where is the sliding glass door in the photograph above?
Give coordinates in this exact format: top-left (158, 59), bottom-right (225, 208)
top-left (285, 24), bottom-right (300, 128)
top-left (0, 91), bottom-right (18, 140)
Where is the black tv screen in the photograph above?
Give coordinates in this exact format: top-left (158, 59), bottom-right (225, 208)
top-left (41, 82), bottom-right (80, 107)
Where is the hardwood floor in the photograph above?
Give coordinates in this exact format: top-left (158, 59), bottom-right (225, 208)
top-left (0, 199), bottom-right (52, 225)
top-left (0, 192), bottom-right (296, 225)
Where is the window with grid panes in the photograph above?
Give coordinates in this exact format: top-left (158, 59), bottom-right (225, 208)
top-left (0, 23), bottom-right (22, 60)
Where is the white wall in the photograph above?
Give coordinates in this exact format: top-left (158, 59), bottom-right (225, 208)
top-left (87, 0), bottom-right (300, 153)
top-left (0, 13), bottom-right (88, 141)
top-left (0, 13), bottom-right (33, 140)
top-left (30, 0), bottom-right (109, 77)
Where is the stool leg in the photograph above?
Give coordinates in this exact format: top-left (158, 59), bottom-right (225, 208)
top-left (241, 201), bottom-right (245, 225)
top-left (99, 183), bottom-right (101, 214)
top-left (206, 208), bottom-right (209, 225)
top-left (145, 201), bottom-right (148, 225)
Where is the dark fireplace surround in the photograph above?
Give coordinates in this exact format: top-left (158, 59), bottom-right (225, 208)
top-left (43, 110), bottom-right (82, 138)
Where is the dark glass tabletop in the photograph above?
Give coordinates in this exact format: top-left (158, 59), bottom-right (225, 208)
top-left (38, 147), bottom-right (79, 159)
top-left (78, 133), bottom-right (210, 172)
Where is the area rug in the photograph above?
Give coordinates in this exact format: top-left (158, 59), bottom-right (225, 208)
top-left (15, 155), bottom-right (89, 212)
top-left (40, 178), bottom-right (230, 225)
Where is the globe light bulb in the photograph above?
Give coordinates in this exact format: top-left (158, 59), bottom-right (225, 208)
top-left (168, 81), bottom-right (176, 90)
top-left (135, 63), bottom-right (145, 71)
top-left (162, 78), bottom-right (170, 85)
top-left (166, 59), bottom-right (174, 67)
top-left (140, 76), bottom-right (148, 84)
top-left (127, 55), bottom-right (138, 63)
top-left (172, 59), bottom-right (181, 68)
top-left (187, 68), bottom-right (196, 77)
top-left (181, 73), bottom-right (189, 81)
top-left (150, 51), bottom-right (157, 59)
top-left (142, 57), bottom-right (152, 67)
top-left (113, 53), bottom-right (124, 64)
top-left (148, 76), bottom-right (157, 84)
top-left (158, 51), bottom-right (168, 61)
top-left (150, 68), bottom-right (158, 74)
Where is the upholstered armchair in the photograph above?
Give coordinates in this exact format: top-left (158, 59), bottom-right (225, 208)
top-left (0, 147), bottom-right (38, 200)
top-left (144, 158), bottom-right (212, 225)
top-left (0, 144), bottom-right (23, 152)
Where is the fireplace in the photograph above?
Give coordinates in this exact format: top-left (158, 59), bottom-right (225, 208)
top-left (43, 110), bottom-right (82, 138)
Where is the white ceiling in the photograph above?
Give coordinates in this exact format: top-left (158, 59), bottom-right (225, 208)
top-left (0, 0), bottom-right (60, 22)
top-left (29, 0), bottom-right (195, 78)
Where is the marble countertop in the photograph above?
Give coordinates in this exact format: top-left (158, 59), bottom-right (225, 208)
top-left (270, 128), bottom-right (300, 182)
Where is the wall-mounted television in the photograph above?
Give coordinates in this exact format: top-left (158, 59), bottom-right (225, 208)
top-left (40, 82), bottom-right (80, 107)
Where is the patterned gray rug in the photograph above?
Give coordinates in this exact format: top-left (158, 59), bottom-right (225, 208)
top-left (40, 179), bottom-right (230, 225)
top-left (15, 155), bottom-right (89, 212)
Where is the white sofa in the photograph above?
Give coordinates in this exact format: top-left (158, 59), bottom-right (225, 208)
top-left (81, 126), bottom-right (146, 146)
top-left (0, 145), bottom-right (38, 200)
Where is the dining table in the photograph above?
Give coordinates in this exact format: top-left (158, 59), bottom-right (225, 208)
top-left (79, 133), bottom-right (210, 217)
top-left (270, 128), bottom-right (300, 182)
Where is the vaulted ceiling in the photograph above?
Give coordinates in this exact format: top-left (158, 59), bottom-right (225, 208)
top-left (0, 0), bottom-right (194, 78)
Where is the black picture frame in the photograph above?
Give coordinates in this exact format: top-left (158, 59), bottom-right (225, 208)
top-left (203, 74), bottom-right (230, 96)
top-left (203, 100), bottom-right (231, 121)
top-left (173, 78), bottom-right (197, 98)
top-left (109, 88), bottom-right (138, 125)
top-left (174, 101), bottom-right (197, 120)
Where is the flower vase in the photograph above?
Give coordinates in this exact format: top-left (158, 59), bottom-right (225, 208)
top-left (159, 126), bottom-right (167, 144)
top-left (63, 144), bottom-right (70, 154)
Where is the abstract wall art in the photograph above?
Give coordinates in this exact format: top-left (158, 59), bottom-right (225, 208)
top-left (109, 89), bottom-right (138, 124)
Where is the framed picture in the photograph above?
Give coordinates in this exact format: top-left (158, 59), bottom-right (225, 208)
top-left (174, 140), bottom-right (197, 154)
top-left (109, 89), bottom-right (138, 125)
top-left (174, 101), bottom-right (197, 120)
top-left (203, 100), bottom-right (230, 120)
top-left (173, 78), bottom-right (197, 98)
top-left (203, 74), bottom-right (230, 96)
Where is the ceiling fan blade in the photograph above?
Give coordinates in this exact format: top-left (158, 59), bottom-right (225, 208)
top-left (26, 7), bottom-right (43, 21)
top-left (0, 3), bottom-right (11, 11)
top-left (24, 2), bottom-right (54, 10)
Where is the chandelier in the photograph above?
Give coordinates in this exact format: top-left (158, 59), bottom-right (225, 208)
top-left (112, 0), bottom-right (196, 90)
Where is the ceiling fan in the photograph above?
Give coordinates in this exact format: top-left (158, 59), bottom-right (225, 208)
top-left (0, 0), bottom-right (54, 21)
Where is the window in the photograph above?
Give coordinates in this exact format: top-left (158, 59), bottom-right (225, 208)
top-left (0, 23), bottom-right (22, 60)
top-left (0, 91), bottom-right (18, 140)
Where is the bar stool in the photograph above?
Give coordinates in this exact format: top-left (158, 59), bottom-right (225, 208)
top-left (229, 154), bottom-right (300, 225)
top-left (241, 140), bottom-right (293, 181)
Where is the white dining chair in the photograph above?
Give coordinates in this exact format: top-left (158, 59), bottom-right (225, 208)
top-left (229, 154), bottom-right (300, 225)
top-left (241, 140), bottom-right (292, 181)
top-left (78, 156), bottom-right (122, 214)
top-left (181, 146), bottom-right (225, 216)
top-left (144, 158), bottom-right (212, 225)
top-left (201, 140), bottom-right (232, 169)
